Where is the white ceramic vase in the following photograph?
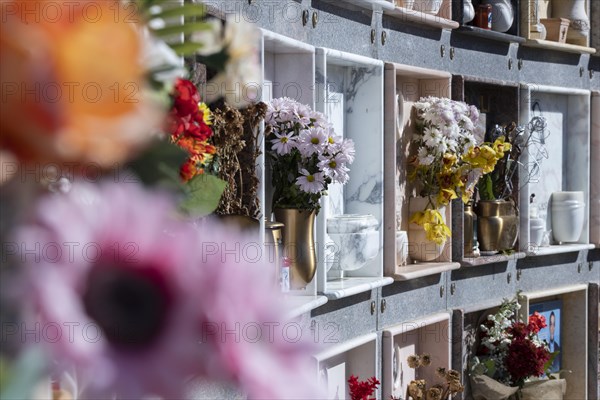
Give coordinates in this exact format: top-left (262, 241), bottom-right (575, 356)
top-left (463, 0), bottom-right (475, 23)
top-left (551, 191), bottom-right (585, 243)
top-left (488, 0), bottom-right (514, 32)
top-left (408, 197), bottom-right (447, 262)
top-left (552, 0), bottom-right (590, 45)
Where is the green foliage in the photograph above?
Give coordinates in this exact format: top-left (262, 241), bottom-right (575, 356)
top-left (126, 140), bottom-right (188, 190)
top-left (180, 174), bottom-right (227, 217)
top-left (133, 0), bottom-right (210, 56)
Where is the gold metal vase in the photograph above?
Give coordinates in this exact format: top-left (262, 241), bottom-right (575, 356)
top-left (476, 200), bottom-right (519, 252)
top-left (273, 208), bottom-right (317, 289)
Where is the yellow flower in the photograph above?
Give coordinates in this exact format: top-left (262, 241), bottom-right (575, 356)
top-left (437, 188), bottom-right (457, 206)
top-left (198, 102), bottom-right (213, 126)
top-left (492, 135), bottom-right (512, 158)
top-left (442, 152), bottom-right (457, 172)
top-left (410, 209), bottom-right (450, 245)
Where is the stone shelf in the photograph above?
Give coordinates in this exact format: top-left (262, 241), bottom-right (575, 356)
top-left (282, 295), bottom-right (329, 320)
top-left (321, 276), bottom-right (394, 300)
top-left (460, 252), bottom-right (526, 267)
top-left (526, 243), bottom-right (596, 257)
top-left (391, 261), bottom-right (460, 280)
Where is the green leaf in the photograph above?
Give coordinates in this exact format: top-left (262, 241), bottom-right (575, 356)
top-left (180, 174), bottom-right (227, 217)
top-left (478, 174), bottom-right (496, 201)
top-left (151, 3), bottom-right (205, 20)
top-left (170, 42), bottom-right (206, 57)
top-left (125, 140), bottom-right (187, 190)
top-left (152, 22), bottom-right (213, 39)
top-left (195, 50), bottom-right (230, 72)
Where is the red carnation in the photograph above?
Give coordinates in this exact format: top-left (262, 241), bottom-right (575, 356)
top-left (505, 338), bottom-right (550, 383)
top-left (173, 78), bottom-right (201, 117)
top-left (528, 312), bottom-right (546, 334)
top-left (506, 322), bottom-right (529, 340)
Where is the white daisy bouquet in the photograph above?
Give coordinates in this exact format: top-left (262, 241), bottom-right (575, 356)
top-left (409, 97), bottom-right (505, 244)
top-left (265, 97), bottom-right (355, 211)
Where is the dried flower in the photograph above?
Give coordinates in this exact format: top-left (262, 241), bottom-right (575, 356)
top-left (407, 355), bottom-right (421, 368)
top-left (427, 386), bottom-right (442, 400)
top-left (436, 367), bottom-right (447, 379)
top-left (407, 379), bottom-right (426, 400)
top-left (445, 369), bottom-right (461, 382)
top-left (420, 354), bottom-right (432, 367)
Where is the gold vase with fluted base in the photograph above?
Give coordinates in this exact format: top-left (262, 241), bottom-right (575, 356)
top-left (273, 208), bottom-right (316, 289)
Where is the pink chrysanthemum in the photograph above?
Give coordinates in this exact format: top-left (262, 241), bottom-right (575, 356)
top-left (15, 181), bottom-right (324, 400)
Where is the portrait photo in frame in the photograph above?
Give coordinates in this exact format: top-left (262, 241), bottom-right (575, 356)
top-left (530, 299), bottom-right (562, 373)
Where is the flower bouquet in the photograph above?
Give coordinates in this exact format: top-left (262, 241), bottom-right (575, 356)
top-left (469, 299), bottom-right (565, 400)
top-left (265, 97), bottom-right (355, 212)
top-left (408, 97), bottom-right (505, 253)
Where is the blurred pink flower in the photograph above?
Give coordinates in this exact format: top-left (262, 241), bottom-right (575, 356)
top-left (15, 181), bottom-right (324, 399)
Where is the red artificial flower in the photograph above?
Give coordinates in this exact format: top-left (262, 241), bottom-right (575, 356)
top-left (506, 321), bottom-right (530, 340)
top-left (505, 338), bottom-right (550, 383)
top-left (348, 375), bottom-right (380, 400)
top-left (528, 312), bottom-right (546, 334)
top-left (172, 78), bottom-right (202, 117)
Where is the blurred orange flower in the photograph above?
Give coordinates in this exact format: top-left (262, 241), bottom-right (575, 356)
top-left (0, 0), bottom-right (162, 170)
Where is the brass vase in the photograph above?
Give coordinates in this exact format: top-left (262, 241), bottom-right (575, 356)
top-left (273, 208), bottom-right (317, 289)
top-left (476, 200), bottom-right (519, 253)
top-left (464, 200), bottom-right (479, 257)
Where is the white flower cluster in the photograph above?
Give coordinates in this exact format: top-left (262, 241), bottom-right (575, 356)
top-left (413, 96), bottom-right (484, 166)
top-left (266, 97), bottom-right (355, 195)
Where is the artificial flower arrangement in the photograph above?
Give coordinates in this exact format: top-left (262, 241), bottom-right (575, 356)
top-left (469, 298), bottom-right (564, 399)
top-left (409, 97), bottom-right (509, 245)
top-left (265, 97), bottom-right (355, 212)
top-left (348, 375), bottom-right (380, 400)
top-left (168, 78), bottom-right (217, 182)
top-left (391, 354), bottom-right (464, 400)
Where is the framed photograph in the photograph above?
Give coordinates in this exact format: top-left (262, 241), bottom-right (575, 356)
top-left (530, 299), bottom-right (562, 373)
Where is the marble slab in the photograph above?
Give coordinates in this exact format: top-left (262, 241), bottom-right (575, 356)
top-left (315, 48), bottom-right (386, 297)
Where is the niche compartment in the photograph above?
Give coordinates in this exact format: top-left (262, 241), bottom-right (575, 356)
top-left (315, 48), bottom-right (393, 300)
top-left (260, 30), bottom-right (328, 315)
top-left (519, 84), bottom-right (594, 256)
top-left (451, 75), bottom-right (526, 266)
top-left (518, 284), bottom-right (589, 400)
top-left (519, 0), bottom-right (596, 54)
top-left (382, 312), bottom-right (452, 400)
top-left (315, 332), bottom-right (378, 399)
top-left (384, 63), bottom-right (460, 280)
